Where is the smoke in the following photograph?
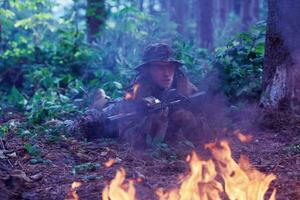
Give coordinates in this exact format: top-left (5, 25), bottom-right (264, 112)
top-left (199, 67), bottom-right (261, 138)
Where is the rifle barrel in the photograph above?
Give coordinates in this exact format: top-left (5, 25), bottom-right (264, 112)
top-left (106, 91), bottom-right (206, 123)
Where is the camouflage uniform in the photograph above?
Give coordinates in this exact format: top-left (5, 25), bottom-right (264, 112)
top-left (74, 43), bottom-right (203, 148)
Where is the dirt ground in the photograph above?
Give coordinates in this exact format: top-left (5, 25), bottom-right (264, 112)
top-left (1, 122), bottom-right (300, 200)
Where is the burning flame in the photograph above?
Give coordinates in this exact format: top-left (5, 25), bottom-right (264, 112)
top-left (102, 168), bottom-right (136, 200)
top-left (124, 84), bottom-right (140, 100)
top-left (103, 140), bottom-right (276, 200)
top-left (65, 181), bottom-right (82, 200)
top-left (156, 151), bottom-right (223, 200)
top-left (105, 158), bottom-right (116, 168)
top-left (234, 130), bottom-right (253, 142)
top-left (206, 140), bottom-right (276, 200)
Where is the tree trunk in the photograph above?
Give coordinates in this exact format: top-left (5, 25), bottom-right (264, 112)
top-left (260, 0), bottom-right (300, 116)
top-left (170, 0), bottom-right (186, 34)
top-left (198, 0), bottom-right (214, 49)
top-left (231, 0), bottom-right (241, 16)
top-left (86, 0), bottom-right (107, 43)
top-left (242, 0), bottom-right (252, 30)
top-left (148, 0), bottom-right (155, 14)
top-left (218, 0), bottom-right (227, 28)
top-left (139, 0), bottom-right (144, 11)
top-left (160, 0), bottom-right (168, 11)
top-left (252, 0), bottom-right (260, 21)
top-left (0, 19), bottom-right (2, 46)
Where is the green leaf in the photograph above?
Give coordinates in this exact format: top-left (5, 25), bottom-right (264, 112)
top-left (113, 81), bottom-right (123, 89)
top-left (7, 87), bottom-right (27, 108)
top-left (24, 143), bottom-right (40, 157)
top-left (255, 42), bottom-right (265, 55)
top-left (0, 8), bottom-right (16, 18)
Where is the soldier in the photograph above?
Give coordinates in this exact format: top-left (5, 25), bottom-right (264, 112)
top-left (73, 43), bottom-right (203, 148)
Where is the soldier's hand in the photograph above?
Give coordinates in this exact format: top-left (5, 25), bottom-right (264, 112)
top-left (149, 107), bottom-right (169, 122)
top-left (91, 89), bottom-right (110, 110)
top-left (170, 108), bottom-right (196, 126)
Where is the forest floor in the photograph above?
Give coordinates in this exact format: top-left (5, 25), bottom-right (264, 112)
top-left (1, 116), bottom-right (300, 200)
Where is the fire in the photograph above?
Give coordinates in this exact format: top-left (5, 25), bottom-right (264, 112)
top-left (234, 130), bottom-right (253, 142)
top-left (102, 168), bottom-right (136, 200)
top-left (103, 140), bottom-right (277, 200)
top-left (105, 158), bottom-right (116, 168)
top-left (206, 140), bottom-right (276, 200)
top-left (124, 84), bottom-right (140, 100)
top-left (156, 151), bottom-right (223, 200)
top-left (65, 181), bottom-right (82, 200)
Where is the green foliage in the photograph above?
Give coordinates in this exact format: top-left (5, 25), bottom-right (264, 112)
top-left (7, 87), bottom-right (27, 109)
top-left (214, 22), bottom-right (266, 101)
top-left (173, 41), bottom-right (211, 85)
top-left (0, 124), bottom-right (9, 138)
top-left (24, 143), bottom-right (40, 157)
top-left (0, 0), bottom-right (267, 140)
top-left (72, 162), bottom-right (101, 175)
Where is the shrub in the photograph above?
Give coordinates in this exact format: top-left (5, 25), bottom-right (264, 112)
top-left (214, 22), bottom-right (266, 102)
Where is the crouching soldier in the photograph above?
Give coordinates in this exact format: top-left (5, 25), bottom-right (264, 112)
top-left (72, 43), bottom-right (205, 148)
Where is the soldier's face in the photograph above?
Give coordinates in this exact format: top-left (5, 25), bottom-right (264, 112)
top-left (149, 62), bottom-right (175, 89)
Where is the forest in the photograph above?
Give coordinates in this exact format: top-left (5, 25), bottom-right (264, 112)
top-left (0, 0), bottom-right (300, 199)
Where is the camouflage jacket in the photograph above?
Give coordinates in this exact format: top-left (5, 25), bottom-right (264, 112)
top-left (73, 73), bottom-right (204, 148)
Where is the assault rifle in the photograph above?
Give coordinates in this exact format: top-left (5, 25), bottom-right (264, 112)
top-left (105, 91), bottom-right (206, 123)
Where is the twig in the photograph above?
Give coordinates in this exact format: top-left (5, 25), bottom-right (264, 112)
top-left (16, 160), bottom-right (25, 171)
top-left (6, 158), bottom-right (13, 168)
top-left (0, 138), bottom-right (6, 149)
top-left (273, 154), bottom-right (300, 170)
top-left (0, 138), bottom-right (14, 168)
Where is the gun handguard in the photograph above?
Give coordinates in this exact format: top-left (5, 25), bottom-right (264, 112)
top-left (106, 91), bottom-right (206, 123)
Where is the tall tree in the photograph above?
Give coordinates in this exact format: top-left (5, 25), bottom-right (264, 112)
top-left (148, 0), bottom-right (155, 14)
top-left (160, 0), bottom-right (169, 11)
top-left (0, 19), bottom-right (2, 46)
top-left (86, 0), bottom-right (107, 43)
top-left (242, 0), bottom-right (252, 30)
top-left (198, 0), bottom-right (214, 49)
top-left (231, 0), bottom-right (241, 16)
top-left (139, 0), bottom-right (144, 11)
top-left (260, 0), bottom-right (300, 116)
top-left (218, 0), bottom-right (228, 28)
top-left (170, 0), bottom-right (186, 34)
top-left (252, 0), bottom-right (260, 21)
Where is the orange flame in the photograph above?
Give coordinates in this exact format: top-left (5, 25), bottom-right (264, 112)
top-left (104, 158), bottom-right (116, 168)
top-left (103, 139), bottom-right (276, 200)
top-left (206, 140), bottom-right (276, 200)
top-left (124, 84), bottom-right (140, 100)
top-left (156, 151), bottom-right (223, 200)
top-left (234, 130), bottom-right (253, 142)
top-left (65, 181), bottom-right (82, 200)
top-left (102, 168), bottom-right (136, 200)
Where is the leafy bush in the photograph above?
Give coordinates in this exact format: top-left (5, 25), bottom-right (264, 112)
top-left (214, 22), bottom-right (266, 102)
top-left (173, 40), bottom-right (212, 86)
top-left (0, 0), bottom-right (267, 141)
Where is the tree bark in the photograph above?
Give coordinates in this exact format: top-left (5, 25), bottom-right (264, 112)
top-left (198, 0), bottom-right (214, 49)
top-left (160, 0), bottom-right (169, 11)
top-left (148, 0), bottom-right (155, 14)
top-left (139, 0), bottom-right (144, 11)
top-left (218, 0), bottom-right (228, 28)
top-left (242, 0), bottom-right (252, 30)
top-left (170, 0), bottom-right (186, 34)
top-left (231, 0), bottom-right (241, 16)
top-left (252, 0), bottom-right (260, 21)
top-left (0, 19), bottom-right (2, 46)
top-left (86, 0), bottom-right (107, 43)
top-left (260, 0), bottom-right (300, 116)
